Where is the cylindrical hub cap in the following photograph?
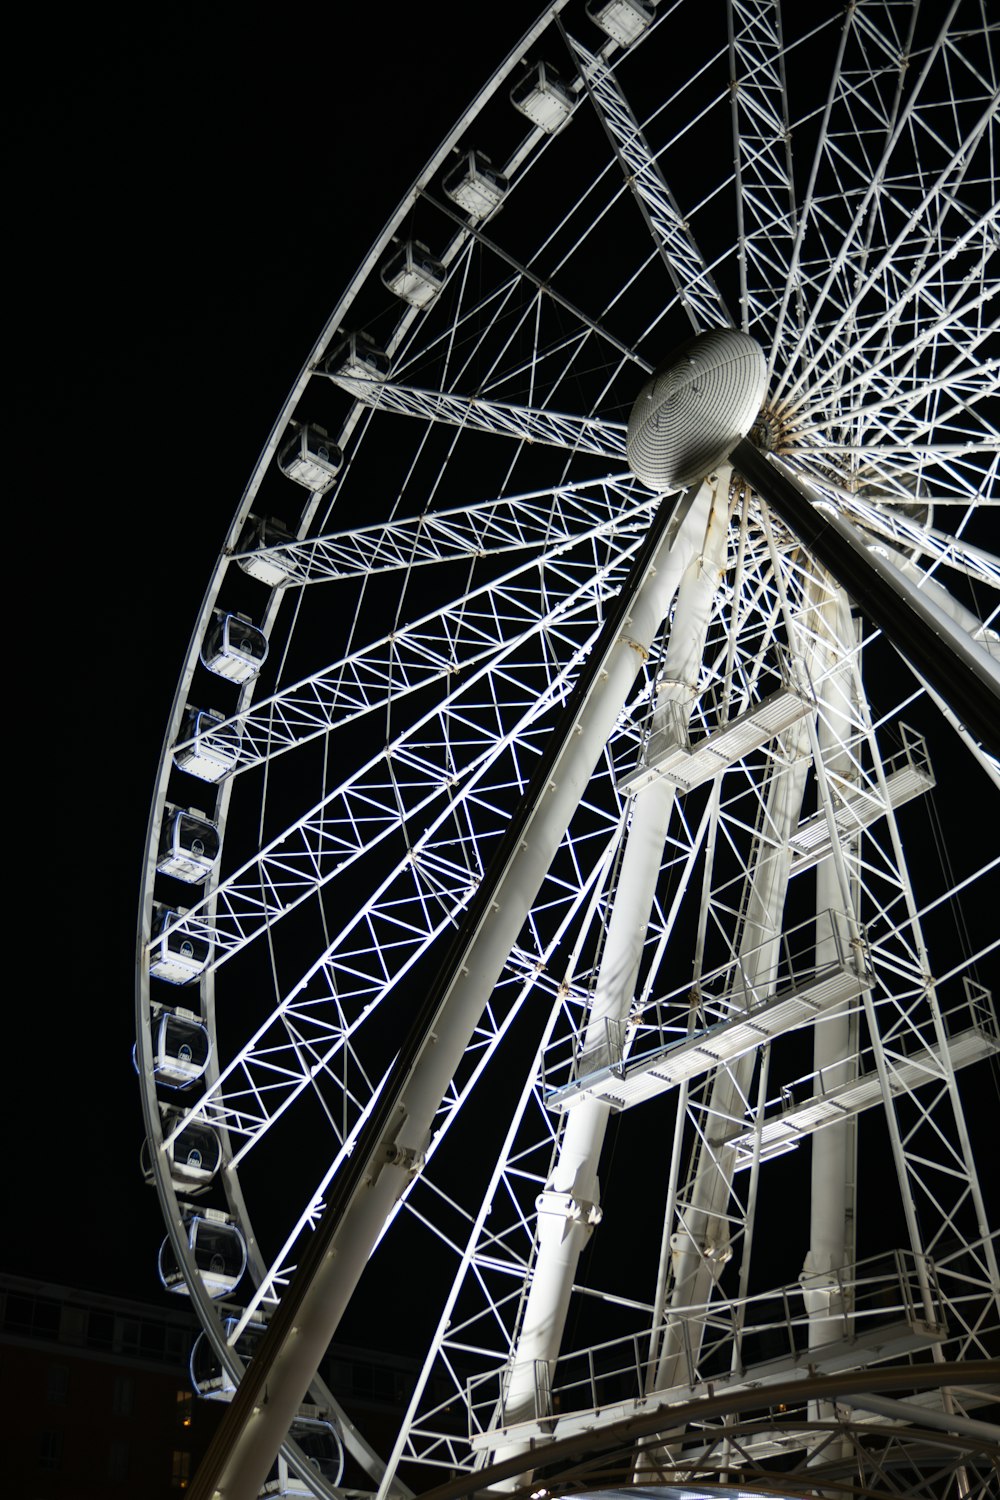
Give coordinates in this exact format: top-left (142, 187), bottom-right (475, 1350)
top-left (627, 330), bottom-right (767, 490)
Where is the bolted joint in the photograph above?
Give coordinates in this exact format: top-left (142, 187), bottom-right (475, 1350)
top-left (536, 1188), bottom-right (603, 1227)
top-left (671, 1229), bottom-right (732, 1274)
top-left (382, 1141), bottom-right (425, 1177)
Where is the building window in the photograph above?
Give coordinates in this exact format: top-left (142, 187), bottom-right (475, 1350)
top-left (171, 1449), bottom-right (191, 1489)
top-left (166, 1325), bottom-right (189, 1360)
top-left (8, 1293), bottom-right (59, 1338)
top-left (112, 1373), bottom-right (135, 1416)
top-left (38, 1428), bottom-right (64, 1471)
top-left (47, 1363), bottom-right (70, 1405)
top-left (116, 1317), bottom-right (142, 1353)
top-left (109, 1439), bottom-right (129, 1482)
top-left (3, 1292), bottom-right (33, 1333)
top-left (176, 1389), bottom-right (193, 1430)
top-left (87, 1310), bottom-right (114, 1350)
top-left (59, 1305), bottom-right (88, 1345)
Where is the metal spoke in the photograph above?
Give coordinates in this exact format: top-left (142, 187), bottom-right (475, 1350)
top-left (327, 375), bottom-right (629, 459)
top-left (564, 26), bottom-right (733, 334)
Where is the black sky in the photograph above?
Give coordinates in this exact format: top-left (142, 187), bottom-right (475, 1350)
top-left (11, 1), bottom-right (544, 1303)
top-left (11, 0), bottom-right (995, 1327)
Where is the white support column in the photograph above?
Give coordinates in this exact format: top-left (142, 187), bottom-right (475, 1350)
top-left (499, 469), bottom-right (734, 1433)
top-left (802, 584), bottom-right (858, 1458)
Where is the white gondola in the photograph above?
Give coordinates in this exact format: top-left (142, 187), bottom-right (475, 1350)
top-left (157, 806), bottom-right (220, 884)
top-left (588, 0), bottom-right (652, 46)
top-left (141, 1111), bottom-right (222, 1192)
top-left (145, 1005), bottom-right (211, 1088)
top-left (259, 1421), bottom-right (345, 1495)
top-left (149, 904), bottom-right (213, 985)
top-left (190, 1316), bottom-right (267, 1399)
top-left (323, 330), bottom-right (390, 393)
top-left (443, 150), bottom-right (508, 221)
top-left (159, 1207), bottom-right (248, 1298)
top-left (381, 240), bottom-right (445, 309)
top-left (237, 515), bottom-right (299, 588)
top-left (277, 422), bottom-right (342, 493)
top-left (201, 610), bottom-right (268, 684)
top-left (174, 707), bottom-right (242, 783)
top-left (165, 1113), bottom-right (222, 1186)
top-left (510, 61), bottom-right (573, 134)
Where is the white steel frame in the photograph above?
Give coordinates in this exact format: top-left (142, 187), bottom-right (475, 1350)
top-left (136, 4), bottom-right (1000, 1498)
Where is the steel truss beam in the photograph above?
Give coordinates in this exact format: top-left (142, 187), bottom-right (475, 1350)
top-left (157, 544), bottom-right (636, 968)
top-left (230, 478), bottom-right (651, 587)
top-left (182, 497), bottom-right (654, 779)
top-left (327, 376), bottom-right (628, 460)
top-left (563, 27), bottom-right (732, 335)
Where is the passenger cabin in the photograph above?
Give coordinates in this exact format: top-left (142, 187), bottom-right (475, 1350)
top-left (237, 515), bottom-right (299, 588)
top-left (278, 423), bottom-right (342, 493)
top-left (260, 1423), bottom-right (345, 1495)
top-left (141, 1111), bottom-right (222, 1192)
top-left (201, 611), bottom-right (268, 684)
top-left (174, 707), bottom-right (242, 783)
top-left (159, 1208), bottom-right (247, 1299)
top-left (165, 1113), bottom-right (222, 1187)
top-left (443, 150), bottom-right (508, 221)
top-left (149, 904), bottom-right (212, 985)
top-left (324, 331), bottom-right (390, 388)
top-left (511, 62), bottom-right (573, 134)
top-left (589, 0), bottom-right (652, 46)
top-left (146, 1006), bottom-right (211, 1088)
top-left (190, 1316), bottom-right (266, 1399)
top-left (157, 807), bottom-right (220, 884)
top-left (381, 241), bottom-right (445, 309)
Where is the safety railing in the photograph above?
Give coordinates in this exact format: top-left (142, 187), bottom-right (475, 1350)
top-left (468, 1247), bottom-right (945, 1436)
top-left (543, 907), bottom-right (870, 1100)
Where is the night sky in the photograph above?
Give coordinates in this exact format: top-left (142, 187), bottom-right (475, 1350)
top-left (12, 2), bottom-right (544, 1304)
top-left (12, 0), bottom-right (995, 1362)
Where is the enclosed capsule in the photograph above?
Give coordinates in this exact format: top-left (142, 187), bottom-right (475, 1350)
top-left (174, 706), bottom-right (242, 783)
top-left (157, 806), bottom-right (220, 884)
top-left (381, 240), bottom-right (445, 309)
top-left (443, 150), bottom-right (508, 221)
top-left (149, 904), bottom-right (212, 985)
top-left (164, 1112), bottom-right (222, 1187)
top-left (260, 1421), bottom-right (345, 1495)
top-left (190, 1316), bottom-right (266, 1399)
top-left (325, 330), bottom-right (389, 383)
top-left (141, 1111), bottom-right (222, 1193)
top-left (143, 1005), bottom-right (211, 1088)
top-left (159, 1208), bottom-right (247, 1299)
top-left (324, 331), bottom-right (390, 398)
top-left (588, 0), bottom-right (652, 46)
top-left (278, 422), bottom-right (342, 493)
top-left (237, 515), bottom-right (300, 589)
top-left (511, 62), bottom-right (573, 134)
top-left (201, 611), bottom-right (268, 684)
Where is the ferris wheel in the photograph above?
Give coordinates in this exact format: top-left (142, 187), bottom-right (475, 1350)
top-left (136, 3), bottom-right (1000, 1498)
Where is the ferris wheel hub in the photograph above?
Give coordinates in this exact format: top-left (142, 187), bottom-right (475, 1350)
top-left (626, 329), bottom-right (767, 490)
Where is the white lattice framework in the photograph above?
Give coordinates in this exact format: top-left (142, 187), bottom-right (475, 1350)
top-left (136, 4), bottom-right (1000, 1498)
